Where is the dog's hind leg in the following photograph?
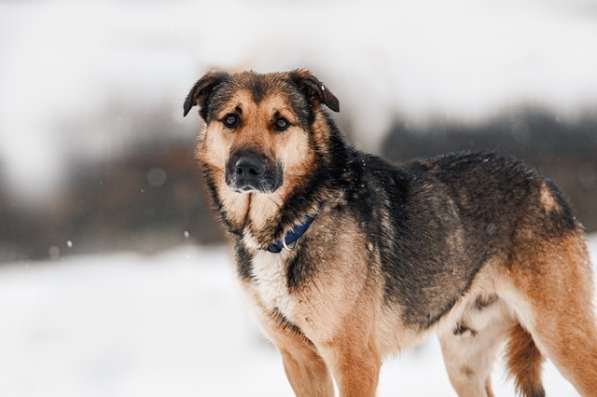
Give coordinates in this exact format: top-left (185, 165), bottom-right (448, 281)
top-left (439, 328), bottom-right (500, 397)
top-left (502, 231), bottom-right (597, 396)
top-left (439, 295), bottom-right (512, 397)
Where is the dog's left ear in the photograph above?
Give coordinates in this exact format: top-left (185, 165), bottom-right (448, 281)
top-left (183, 71), bottom-right (229, 118)
top-left (290, 69), bottom-right (340, 112)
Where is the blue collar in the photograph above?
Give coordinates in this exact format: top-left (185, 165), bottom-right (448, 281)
top-left (266, 214), bottom-right (316, 253)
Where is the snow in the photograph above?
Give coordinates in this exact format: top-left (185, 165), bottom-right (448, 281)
top-left (0, 236), bottom-right (595, 396)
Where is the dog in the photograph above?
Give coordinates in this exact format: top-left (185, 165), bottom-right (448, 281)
top-left (183, 69), bottom-right (597, 397)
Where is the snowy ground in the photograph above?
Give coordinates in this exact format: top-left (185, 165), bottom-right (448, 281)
top-left (0, 236), bottom-right (595, 396)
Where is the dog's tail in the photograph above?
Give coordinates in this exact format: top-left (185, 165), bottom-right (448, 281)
top-left (505, 323), bottom-right (545, 397)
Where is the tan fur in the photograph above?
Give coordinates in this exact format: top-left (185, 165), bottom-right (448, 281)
top-left (539, 181), bottom-right (560, 213)
top-left (245, 210), bottom-right (372, 338)
top-left (317, 323), bottom-right (381, 397)
top-left (485, 379), bottom-right (495, 397)
top-left (241, 212), bottom-right (380, 396)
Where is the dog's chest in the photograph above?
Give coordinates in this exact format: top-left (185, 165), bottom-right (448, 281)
top-left (250, 251), bottom-right (294, 315)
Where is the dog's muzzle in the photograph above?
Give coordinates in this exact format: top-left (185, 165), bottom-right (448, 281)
top-left (225, 150), bottom-right (282, 193)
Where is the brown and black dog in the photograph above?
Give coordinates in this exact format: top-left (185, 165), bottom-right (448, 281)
top-left (183, 69), bottom-right (597, 397)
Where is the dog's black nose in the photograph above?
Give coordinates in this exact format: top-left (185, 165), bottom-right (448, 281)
top-left (234, 155), bottom-right (265, 178)
top-left (226, 150), bottom-right (272, 192)
top-left (225, 149), bottom-right (282, 193)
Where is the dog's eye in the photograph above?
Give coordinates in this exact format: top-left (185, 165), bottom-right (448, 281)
top-left (222, 113), bottom-right (240, 129)
top-left (273, 117), bottom-right (289, 132)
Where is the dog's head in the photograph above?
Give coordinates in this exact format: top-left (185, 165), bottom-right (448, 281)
top-left (184, 69), bottom-right (339, 196)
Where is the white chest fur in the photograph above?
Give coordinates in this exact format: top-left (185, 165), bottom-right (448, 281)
top-left (250, 250), bottom-right (295, 316)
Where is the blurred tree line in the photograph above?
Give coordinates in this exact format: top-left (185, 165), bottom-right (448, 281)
top-left (0, 106), bottom-right (595, 263)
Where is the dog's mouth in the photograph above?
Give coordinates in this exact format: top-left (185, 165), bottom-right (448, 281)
top-left (232, 185), bottom-right (273, 194)
top-left (234, 186), bottom-right (259, 194)
top-left (228, 178), bottom-right (282, 194)
top-left (225, 150), bottom-right (283, 194)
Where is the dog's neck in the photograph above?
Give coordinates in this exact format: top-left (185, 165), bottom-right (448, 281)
top-left (206, 111), bottom-right (348, 249)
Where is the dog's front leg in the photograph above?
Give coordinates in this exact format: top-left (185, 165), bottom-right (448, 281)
top-left (258, 310), bottom-right (334, 397)
top-left (318, 338), bottom-right (381, 397)
top-left (279, 345), bottom-right (334, 397)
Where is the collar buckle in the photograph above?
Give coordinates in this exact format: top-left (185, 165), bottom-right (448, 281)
top-left (265, 213), bottom-right (317, 254)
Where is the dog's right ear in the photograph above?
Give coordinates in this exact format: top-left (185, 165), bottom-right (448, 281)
top-left (183, 71), bottom-right (229, 119)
